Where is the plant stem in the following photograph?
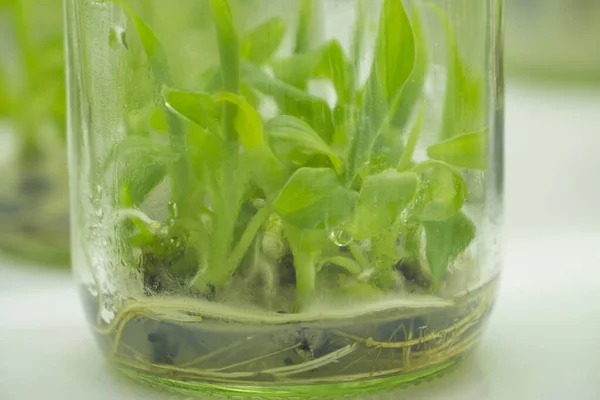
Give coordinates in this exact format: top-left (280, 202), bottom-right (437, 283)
top-left (195, 199), bottom-right (275, 289)
top-left (224, 200), bottom-right (275, 280)
top-left (348, 242), bottom-right (369, 271)
top-left (165, 113), bottom-right (192, 208)
top-left (294, 251), bottom-right (316, 310)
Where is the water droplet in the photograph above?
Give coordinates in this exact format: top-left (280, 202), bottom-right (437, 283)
top-left (329, 229), bottom-right (353, 247)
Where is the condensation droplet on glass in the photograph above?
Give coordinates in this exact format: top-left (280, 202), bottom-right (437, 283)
top-left (329, 229), bottom-right (353, 247)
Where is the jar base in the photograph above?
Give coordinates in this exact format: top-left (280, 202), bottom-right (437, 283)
top-left (87, 280), bottom-right (497, 398)
top-left (117, 358), bottom-right (461, 398)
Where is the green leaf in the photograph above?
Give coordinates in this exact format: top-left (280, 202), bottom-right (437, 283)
top-left (265, 115), bottom-right (342, 174)
top-left (427, 130), bottom-right (488, 170)
top-left (375, 0), bottom-right (416, 104)
top-left (210, 0), bottom-right (240, 94)
top-left (346, 0), bottom-right (415, 183)
top-left (214, 92), bottom-right (264, 149)
top-left (241, 17), bottom-right (286, 65)
top-left (211, 0), bottom-right (241, 143)
top-left (106, 136), bottom-right (178, 205)
top-left (241, 62), bottom-right (334, 143)
top-left (430, 4), bottom-right (485, 140)
top-left (294, 229), bottom-right (329, 252)
top-left (116, 1), bottom-right (171, 85)
top-left (294, 0), bottom-right (315, 54)
top-left (424, 211), bottom-right (475, 285)
top-left (349, 169), bottom-right (418, 239)
top-left (275, 168), bottom-right (358, 230)
top-left (242, 147), bottom-right (287, 196)
top-left (412, 161), bottom-right (467, 222)
top-left (116, 2), bottom-right (192, 205)
top-left (272, 40), bottom-right (353, 105)
top-left (392, 3), bottom-right (428, 129)
top-left (186, 124), bottom-right (225, 178)
top-left (162, 87), bottom-right (218, 131)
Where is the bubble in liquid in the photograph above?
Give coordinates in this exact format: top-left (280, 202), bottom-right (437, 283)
top-left (329, 229), bottom-right (353, 247)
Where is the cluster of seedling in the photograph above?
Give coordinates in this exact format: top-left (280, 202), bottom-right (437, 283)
top-left (101, 0), bottom-right (487, 312)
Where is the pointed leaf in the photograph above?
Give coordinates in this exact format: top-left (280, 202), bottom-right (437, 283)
top-left (346, 0), bottom-right (415, 183)
top-left (242, 147), bottom-right (287, 196)
top-left (266, 115), bottom-right (342, 173)
top-left (241, 17), bottom-right (286, 65)
top-left (210, 0), bottom-right (240, 94)
top-left (116, 1), bottom-right (171, 84)
top-left (275, 168), bottom-right (358, 229)
top-left (427, 130), bottom-right (488, 170)
top-left (241, 62), bottom-right (334, 143)
top-left (424, 211), bottom-right (475, 285)
top-left (106, 136), bottom-right (177, 205)
top-left (162, 87), bottom-right (217, 131)
top-left (186, 124), bottom-right (225, 178)
top-left (349, 169), bottom-right (418, 239)
top-left (375, 0), bottom-right (416, 103)
top-left (392, 3), bottom-right (428, 129)
top-left (273, 40), bottom-right (353, 105)
top-left (430, 4), bottom-right (485, 140)
top-left (215, 92), bottom-right (264, 149)
top-left (412, 160), bottom-right (467, 221)
top-left (294, 0), bottom-right (315, 54)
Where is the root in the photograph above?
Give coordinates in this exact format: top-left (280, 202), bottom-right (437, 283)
top-left (90, 282), bottom-right (495, 383)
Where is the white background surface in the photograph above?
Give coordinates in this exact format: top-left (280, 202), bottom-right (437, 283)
top-left (1, 83), bottom-right (600, 399)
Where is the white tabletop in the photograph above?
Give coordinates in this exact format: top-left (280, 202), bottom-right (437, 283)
top-left (1, 82), bottom-right (600, 399)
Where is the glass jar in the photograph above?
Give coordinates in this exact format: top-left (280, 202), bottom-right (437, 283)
top-left (67, 0), bottom-right (504, 396)
top-left (505, 0), bottom-right (600, 82)
top-left (0, 0), bottom-right (70, 265)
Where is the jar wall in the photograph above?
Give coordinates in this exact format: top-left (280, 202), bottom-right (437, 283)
top-left (67, 0), bottom-right (503, 395)
top-left (0, 0), bottom-right (69, 264)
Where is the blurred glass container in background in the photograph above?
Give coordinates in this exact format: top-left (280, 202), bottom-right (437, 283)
top-left (505, 0), bottom-right (600, 83)
top-left (0, 0), bottom-right (70, 265)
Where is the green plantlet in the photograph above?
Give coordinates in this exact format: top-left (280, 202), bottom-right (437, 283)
top-left (102, 0), bottom-right (489, 307)
top-left (77, 0), bottom-right (499, 393)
